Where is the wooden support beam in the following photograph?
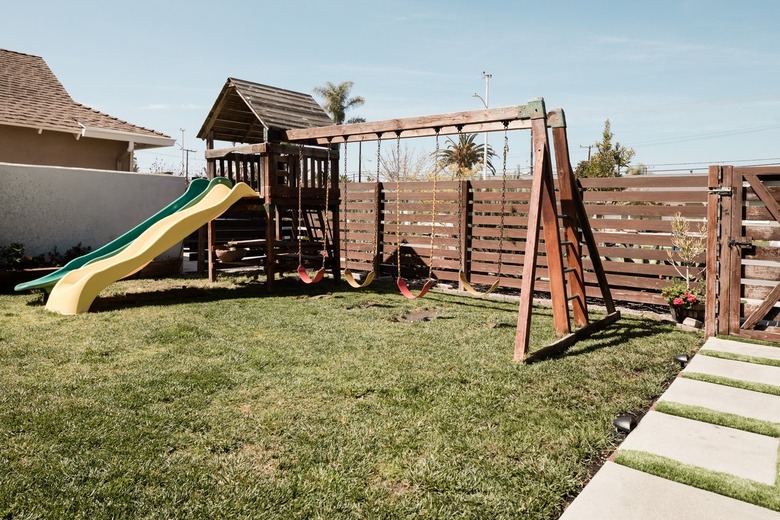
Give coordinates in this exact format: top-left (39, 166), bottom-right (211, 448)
top-left (458, 179), bottom-right (471, 290)
top-left (725, 166), bottom-right (742, 335)
top-left (523, 312), bottom-right (622, 364)
top-left (539, 137), bottom-right (570, 337)
top-left (207, 220), bottom-right (215, 283)
top-left (374, 182), bottom-right (384, 274)
top-left (515, 116), bottom-right (550, 361)
top-left (705, 165), bottom-right (721, 337)
top-left (552, 125), bottom-right (588, 327)
top-left (284, 103), bottom-right (547, 144)
top-left (329, 151), bottom-right (341, 283)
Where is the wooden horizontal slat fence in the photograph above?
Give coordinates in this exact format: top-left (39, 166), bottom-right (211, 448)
top-left (341, 174), bottom-right (709, 308)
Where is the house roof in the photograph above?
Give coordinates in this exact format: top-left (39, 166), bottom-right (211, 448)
top-left (197, 78), bottom-right (333, 144)
top-left (0, 48), bottom-right (172, 148)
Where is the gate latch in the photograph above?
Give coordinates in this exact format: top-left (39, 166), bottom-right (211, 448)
top-left (728, 237), bottom-right (753, 248)
top-left (709, 187), bottom-right (733, 196)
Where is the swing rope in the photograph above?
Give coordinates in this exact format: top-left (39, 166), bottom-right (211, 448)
top-left (396, 130), bottom-right (435, 299)
top-left (343, 138), bottom-right (376, 288)
top-left (458, 121), bottom-right (509, 296)
top-left (296, 143), bottom-right (327, 284)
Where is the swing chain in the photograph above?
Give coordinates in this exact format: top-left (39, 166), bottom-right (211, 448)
top-left (429, 129), bottom-right (439, 280)
top-left (394, 132), bottom-right (402, 279)
top-left (498, 121), bottom-right (510, 274)
top-left (343, 139), bottom-right (348, 247)
top-left (297, 144), bottom-right (304, 262)
top-left (322, 138), bottom-right (332, 269)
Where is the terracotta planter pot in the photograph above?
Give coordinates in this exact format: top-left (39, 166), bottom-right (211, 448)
top-left (670, 303), bottom-right (705, 323)
top-left (215, 248), bottom-right (245, 263)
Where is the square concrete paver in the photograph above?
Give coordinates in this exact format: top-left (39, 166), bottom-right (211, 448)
top-left (559, 461), bottom-right (780, 520)
top-left (659, 376), bottom-right (780, 424)
top-left (618, 411), bottom-right (779, 485)
top-left (685, 354), bottom-right (780, 388)
top-left (702, 337), bottom-right (780, 362)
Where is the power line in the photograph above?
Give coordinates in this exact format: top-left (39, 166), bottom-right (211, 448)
top-left (626, 123), bottom-right (780, 147)
top-left (644, 157), bottom-right (780, 167)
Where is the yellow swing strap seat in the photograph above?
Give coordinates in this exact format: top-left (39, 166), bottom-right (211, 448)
top-left (344, 268), bottom-right (376, 288)
top-left (456, 122), bottom-right (510, 298)
top-left (458, 271), bottom-right (500, 297)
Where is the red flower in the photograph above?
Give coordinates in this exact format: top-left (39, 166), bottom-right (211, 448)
top-left (685, 293), bottom-right (697, 303)
top-left (673, 297), bottom-right (684, 306)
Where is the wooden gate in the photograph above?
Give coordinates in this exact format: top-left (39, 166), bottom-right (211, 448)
top-left (707, 165), bottom-right (780, 342)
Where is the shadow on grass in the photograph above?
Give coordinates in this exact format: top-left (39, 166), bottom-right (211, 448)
top-left (87, 275), bottom-right (456, 314)
top-left (532, 317), bottom-right (686, 363)
top-left (86, 276), bottom-right (345, 313)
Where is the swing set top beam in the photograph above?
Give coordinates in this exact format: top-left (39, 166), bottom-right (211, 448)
top-left (284, 98), bottom-right (566, 145)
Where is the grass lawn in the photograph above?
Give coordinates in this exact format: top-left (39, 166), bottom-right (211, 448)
top-left (0, 275), bottom-right (703, 519)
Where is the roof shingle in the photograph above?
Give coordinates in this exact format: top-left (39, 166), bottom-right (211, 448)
top-left (0, 48), bottom-right (169, 139)
top-left (197, 78), bottom-right (333, 143)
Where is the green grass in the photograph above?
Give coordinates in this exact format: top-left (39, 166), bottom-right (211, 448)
top-left (682, 372), bottom-right (780, 397)
top-left (700, 349), bottom-right (780, 368)
top-left (654, 401), bottom-right (780, 438)
top-left (0, 275), bottom-right (702, 519)
top-left (615, 449), bottom-right (780, 512)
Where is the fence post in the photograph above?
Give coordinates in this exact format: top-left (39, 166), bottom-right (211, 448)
top-left (705, 165), bottom-right (720, 337)
top-left (459, 179), bottom-right (471, 290)
top-left (724, 166), bottom-right (742, 335)
top-left (374, 182), bottom-right (383, 275)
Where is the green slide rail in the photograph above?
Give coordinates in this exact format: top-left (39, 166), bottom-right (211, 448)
top-left (15, 177), bottom-right (233, 293)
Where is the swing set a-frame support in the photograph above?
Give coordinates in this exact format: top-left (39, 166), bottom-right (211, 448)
top-left (284, 97), bottom-right (620, 363)
top-left (515, 106), bottom-right (620, 362)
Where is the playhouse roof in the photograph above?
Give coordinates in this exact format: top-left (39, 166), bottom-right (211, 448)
top-left (0, 48), bottom-right (172, 148)
top-left (197, 78), bottom-right (334, 144)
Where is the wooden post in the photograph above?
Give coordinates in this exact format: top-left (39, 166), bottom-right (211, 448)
top-left (207, 220), bottom-right (216, 283)
top-left (725, 166), bottom-right (742, 335)
top-left (459, 179), bottom-right (470, 291)
top-left (199, 131), bottom-right (215, 275)
top-left (263, 153), bottom-right (276, 292)
top-left (552, 125), bottom-right (588, 327)
top-left (515, 116), bottom-right (550, 360)
top-left (705, 165), bottom-right (720, 337)
top-left (330, 148), bottom-right (341, 282)
top-left (206, 131), bottom-right (215, 180)
top-left (374, 182), bottom-right (384, 274)
top-left (540, 140), bottom-right (570, 337)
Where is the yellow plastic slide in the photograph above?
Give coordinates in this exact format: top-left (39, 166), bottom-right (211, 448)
top-left (46, 182), bottom-right (257, 315)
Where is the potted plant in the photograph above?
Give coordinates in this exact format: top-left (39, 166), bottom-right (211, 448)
top-left (214, 245), bottom-right (245, 263)
top-left (661, 213), bottom-right (706, 323)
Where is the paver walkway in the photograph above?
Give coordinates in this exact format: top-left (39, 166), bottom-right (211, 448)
top-left (560, 336), bottom-right (780, 519)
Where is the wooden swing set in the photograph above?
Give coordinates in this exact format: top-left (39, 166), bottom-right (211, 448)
top-left (286, 97), bottom-right (620, 362)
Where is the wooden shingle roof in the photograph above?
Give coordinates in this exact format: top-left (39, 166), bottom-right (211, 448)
top-left (0, 48), bottom-right (170, 143)
top-left (197, 78), bottom-right (333, 144)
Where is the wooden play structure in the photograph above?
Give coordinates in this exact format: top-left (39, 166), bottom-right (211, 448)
top-left (199, 79), bottom-right (619, 361)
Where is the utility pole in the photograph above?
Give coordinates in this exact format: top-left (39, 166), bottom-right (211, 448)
top-left (180, 128), bottom-right (186, 176)
top-left (183, 148), bottom-right (196, 181)
top-left (472, 71), bottom-right (492, 179)
top-left (179, 128), bottom-right (196, 181)
top-left (579, 144), bottom-right (593, 161)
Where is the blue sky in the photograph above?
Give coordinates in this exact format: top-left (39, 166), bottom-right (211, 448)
top-left (3, 0), bottom-right (779, 176)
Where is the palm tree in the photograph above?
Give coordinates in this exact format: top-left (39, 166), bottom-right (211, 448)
top-left (313, 81), bottom-right (365, 125)
top-left (436, 133), bottom-right (497, 178)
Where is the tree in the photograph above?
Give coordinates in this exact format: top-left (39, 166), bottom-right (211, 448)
top-left (313, 81), bottom-right (365, 125)
top-left (376, 143), bottom-right (437, 181)
top-left (436, 133), bottom-right (497, 179)
top-left (574, 120), bottom-right (635, 178)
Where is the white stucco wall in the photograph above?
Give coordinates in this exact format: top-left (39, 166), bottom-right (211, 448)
top-left (0, 162), bottom-right (187, 259)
